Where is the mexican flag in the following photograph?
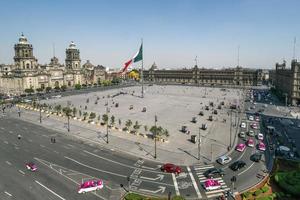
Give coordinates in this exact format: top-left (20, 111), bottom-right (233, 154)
top-left (122, 43), bottom-right (143, 73)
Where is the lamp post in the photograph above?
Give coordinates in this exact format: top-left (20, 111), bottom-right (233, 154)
top-left (198, 127), bottom-right (201, 161)
top-left (154, 115), bottom-right (157, 159)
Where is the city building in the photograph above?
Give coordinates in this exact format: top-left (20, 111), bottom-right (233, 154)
top-left (143, 63), bottom-right (263, 86)
top-left (274, 60), bottom-right (300, 106)
top-left (0, 34), bottom-right (106, 95)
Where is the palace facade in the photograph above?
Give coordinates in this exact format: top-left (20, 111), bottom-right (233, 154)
top-left (143, 63), bottom-right (263, 86)
top-left (0, 34), bottom-right (106, 95)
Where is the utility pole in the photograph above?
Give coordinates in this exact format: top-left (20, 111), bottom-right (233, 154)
top-left (198, 127), bottom-right (201, 161)
top-left (154, 115), bottom-right (157, 159)
top-left (106, 102), bottom-right (109, 144)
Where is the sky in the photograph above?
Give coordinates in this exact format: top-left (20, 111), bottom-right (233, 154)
top-left (0, 0), bottom-right (300, 70)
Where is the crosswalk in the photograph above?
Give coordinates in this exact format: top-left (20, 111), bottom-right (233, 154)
top-left (193, 164), bottom-right (230, 199)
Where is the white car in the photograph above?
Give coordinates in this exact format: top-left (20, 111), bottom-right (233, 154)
top-left (257, 133), bottom-right (264, 140)
top-left (241, 122), bottom-right (246, 129)
top-left (248, 115), bottom-right (254, 121)
top-left (217, 155), bottom-right (232, 165)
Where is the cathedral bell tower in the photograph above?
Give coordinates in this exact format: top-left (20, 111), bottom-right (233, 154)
top-left (65, 41), bottom-right (81, 70)
top-left (14, 33), bottom-right (38, 70)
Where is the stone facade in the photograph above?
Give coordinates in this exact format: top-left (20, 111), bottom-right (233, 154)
top-left (274, 60), bottom-right (300, 106)
top-left (0, 34), bottom-right (106, 95)
top-left (143, 63), bottom-right (262, 86)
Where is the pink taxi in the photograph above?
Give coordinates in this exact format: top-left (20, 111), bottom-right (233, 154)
top-left (258, 142), bottom-right (266, 151)
top-left (236, 143), bottom-right (246, 152)
top-left (203, 179), bottom-right (221, 191)
top-left (25, 162), bottom-right (37, 172)
top-left (247, 139), bottom-right (255, 147)
top-left (78, 180), bottom-right (104, 194)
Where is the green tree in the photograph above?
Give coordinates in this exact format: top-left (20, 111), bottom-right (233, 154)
top-left (62, 107), bottom-right (72, 116)
top-left (102, 114), bottom-right (108, 124)
top-left (54, 86), bottom-right (60, 91)
top-left (89, 112), bottom-right (96, 119)
top-left (72, 107), bottom-right (77, 116)
top-left (125, 119), bottom-right (132, 130)
top-left (83, 112), bottom-right (88, 120)
top-left (45, 86), bottom-right (52, 93)
top-left (25, 88), bottom-right (34, 95)
top-left (36, 88), bottom-right (44, 93)
top-left (61, 85), bottom-right (67, 91)
top-left (74, 84), bottom-right (81, 90)
top-left (110, 115), bottom-right (115, 126)
top-left (54, 104), bottom-right (62, 113)
top-left (133, 121), bottom-right (141, 132)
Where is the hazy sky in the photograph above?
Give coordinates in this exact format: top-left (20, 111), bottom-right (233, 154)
top-left (0, 0), bottom-right (299, 69)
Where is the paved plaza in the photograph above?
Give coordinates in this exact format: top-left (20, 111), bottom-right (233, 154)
top-left (39, 85), bottom-right (245, 164)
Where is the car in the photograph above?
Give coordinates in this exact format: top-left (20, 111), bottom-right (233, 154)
top-left (257, 133), bottom-right (264, 140)
top-left (239, 131), bottom-right (246, 138)
top-left (248, 130), bottom-right (255, 137)
top-left (203, 168), bottom-right (225, 178)
top-left (255, 116), bottom-right (260, 121)
top-left (241, 122), bottom-right (246, 129)
top-left (26, 162), bottom-right (37, 172)
top-left (203, 179), bottom-right (222, 191)
top-left (78, 180), bottom-right (104, 194)
top-left (248, 115), bottom-right (254, 121)
top-left (161, 163), bottom-right (182, 174)
top-left (247, 139), bottom-right (255, 147)
top-left (236, 143), bottom-right (246, 152)
top-left (217, 155), bottom-right (232, 165)
top-left (258, 142), bottom-right (266, 151)
top-left (250, 153), bottom-right (262, 162)
top-left (251, 123), bottom-right (258, 129)
top-left (229, 161), bottom-right (246, 171)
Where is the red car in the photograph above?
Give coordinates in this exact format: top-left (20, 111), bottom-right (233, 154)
top-left (26, 162), bottom-right (37, 172)
top-left (161, 163), bottom-right (182, 174)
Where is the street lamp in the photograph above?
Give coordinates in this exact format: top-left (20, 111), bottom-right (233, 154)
top-left (154, 115), bottom-right (157, 159)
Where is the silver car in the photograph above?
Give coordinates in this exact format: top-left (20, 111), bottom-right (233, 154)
top-left (239, 132), bottom-right (246, 138)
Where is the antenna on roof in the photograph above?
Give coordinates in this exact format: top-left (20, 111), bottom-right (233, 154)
top-left (293, 37), bottom-right (296, 60)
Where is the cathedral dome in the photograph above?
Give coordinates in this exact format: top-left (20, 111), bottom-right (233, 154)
top-left (18, 33), bottom-right (28, 44)
top-left (68, 41), bottom-right (77, 49)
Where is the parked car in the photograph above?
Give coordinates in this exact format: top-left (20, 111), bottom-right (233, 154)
top-left (203, 168), bottom-right (225, 178)
top-left (78, 180), bottom-right (104, 194)
top-left (161, 163), bottom-right (182, 175)
top-left (239, 132), bottom-right (246, 138)
top-left (191, 117), bottom-right (197, 123)
top-left (236, 143), bottom-right (246, 152)
top-left (203, 179), bottom-right (221, 191)
top-left (25, 162), bottom-right (37, 172)
top-left (250, 153), bottom-right (262, 162)
top-left (248, 115), bottom-right (254, 121)
top-left (199, 111), bottom-right (204, 116)
top-left (258, 142), bottom-right (266, 151)
top-left (247, 139), bottom-right (255, 147)
top-left (248, 130), bottom-right (255, 137)
top-left (229, 161), bottom-right (246, 171)
top-left (202, 123), bottom-right (207, 130)
top-left (217, 155), bottom-right (232, 165)
top-left (241, 122), bottom-right (246, 129)
top-left (257, 133), bottom-right (264, 140)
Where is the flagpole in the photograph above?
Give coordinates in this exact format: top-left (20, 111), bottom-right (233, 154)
top-left (141, 38), bottom-right (144, 98)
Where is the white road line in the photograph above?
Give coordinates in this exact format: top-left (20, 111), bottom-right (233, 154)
top-left (64, 156), bottom-right (127, 178)
top-left (187, 166), bottom-right (201, 199)
top-left (194, 165), bottom-right (214, 170)
top-left (171, 173), bottom-right (180, 196)
top-left (6, 161), bottom-right (12, 165)
top-left (35, 180), bottom-right (66, 200)
top-left (18, 170), bottom-right (25, 175)
top-left (4, 191), bottom-right (12, 196)
top-left (4, 141), bottom-right (8, 144)
top-left (206, 188), bottom-right (230, 195)
top-left (53, 150), bottom-right (59, 154)
top-left (40, 144), bottom-right (45, 148)
top-left (238, 162), bottom-right (255, 176)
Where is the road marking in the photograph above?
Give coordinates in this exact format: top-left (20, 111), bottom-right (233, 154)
top-left (28, 139), bottom-right (33, 142)
top-left (139, 186), bottom-right (166, 194)
top-left (187, 166), bottom-right (201, 199)
top-left (6, 161), bottom-right (12, 165)
top-left (194, 165), bottom-right (214, 170)
top-left (35, 180), bottom-right (66, 200)
top-left (4, 141), bottom-right (8, 144)
top-left (40, 144), bottom-right (45, 148)
top-left (140, 174), bottom-right (164, 181)
top-left (172, 173), bottom-right (180, 196)
top-left (4, 191), bottom-right (12, 197)
top-left (53, 150), bottom-right (59, 154)
top-left (206, 187), bottom-right (230, 194)
top-left (238, 162), bottom-right (255, 176)
top-left (64, 156), bottom-right (127, 178)
top-left (18, 170), bottom-right (26, 175)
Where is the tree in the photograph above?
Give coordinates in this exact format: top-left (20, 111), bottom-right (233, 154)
top-left (102, 114), bottom-right (108, 124)
top-left (75, 84), bottom-right (81, 90)
top-left (83, 112), bottom-right (88, 120)
top-left (62, 107), bottom-right (72, 116)
top-left (45, 86), bottom-right (52, 93)
top-left (54, 104), bottom-right (62, 113)
top-left (54, 86), bottom-right (60, 91)
top-left (25, 88), bottom-right (34, 95)
top-left (89, 112), bottom-right (96, 119)
top-left (133, 121), bottom-right (141, 132)
top-left (61, 85), bottom-right (67, 91)
top-left (125, 119), bottom-right (132, 130)
top-left (72, 107), bottom-right (77, 117)
top-left (36, 88), bottom-right (44, 93)
top-left (110, 115), bottom-right (115, 126)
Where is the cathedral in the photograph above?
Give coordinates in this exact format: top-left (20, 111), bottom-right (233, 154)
top-left (0, 34), bottom-right (106, 95)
